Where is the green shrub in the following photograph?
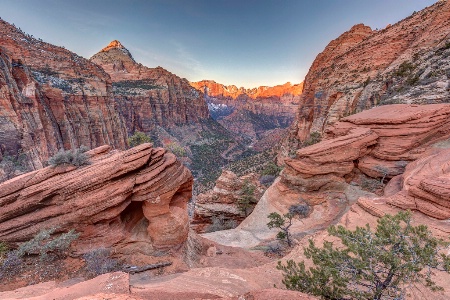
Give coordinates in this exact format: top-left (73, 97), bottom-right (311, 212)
top-left (393, 61), bottom-right (415, 77)
top-left (237, 180), bottom-right (258, 216)
top-left (260, 162), bottom-right (282, 176)
top-left (303, 131), bottom-right (321, 147)
top-left (17, 228), bottom-right (79, 260)
top-left (48, 146), bottom-right (89, 167)
top-left (128, 131), bottom-right (152, 148)
top-left (277, 211), bottom-right (450, 299)
top-left (166, 142), bottom-right (187, 157)
top-left (267, 212), bottom-right (295, 247)
top-left (0, 242), bottom-right (8, 258)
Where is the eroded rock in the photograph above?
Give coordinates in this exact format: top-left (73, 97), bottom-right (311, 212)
top-left (0, 144), bottom-right (193, 254)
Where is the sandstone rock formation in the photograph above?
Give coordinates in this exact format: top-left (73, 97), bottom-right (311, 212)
top-left (287, 0), bottom-right (450, 147)
top-left (191, 80), bottom-right (303, 144)
top-left (90, 41), bottom-right (243, 185)
top-left (377, 147), bottom-right (450, 220)
top-left (0, 144), bottom-right (193, 253)
top-left (0, 21), bottom-right (127, 177)
top-left (283, 104), bottom-right (450, 194)
top-left (191, 170), bottom-right (265, 233)
top-left (90, 40), bottom-right (210, 134)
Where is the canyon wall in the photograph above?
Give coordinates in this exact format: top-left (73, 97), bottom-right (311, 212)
top-left (91, 41), bottom-right (243, 186)
top-left (290, 0), bottom-right (450, 146)
top-left (90, 40), bottom-right (210, 135)
top-left (191, 80), bottom-right (303, 143)
top-left (0, 20), bottom-right (127, 179)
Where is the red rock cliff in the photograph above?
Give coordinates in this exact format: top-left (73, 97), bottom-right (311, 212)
top-left (0, 20), bottom-right (128, 174)
top-left (90, 41), bottom-right (210, 134)
top-left (292, 0), bottom-right (450, 144)
top-left (190, 80), bottom-right (303, 142)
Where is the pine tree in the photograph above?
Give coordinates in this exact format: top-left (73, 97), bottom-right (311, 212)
top-left (277, 211), bottom-right (450, 299)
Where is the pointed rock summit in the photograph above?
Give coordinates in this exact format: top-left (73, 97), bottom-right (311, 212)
top-left (90, 40), bottom-right (136, 71)
top-left (101, 39), bottom-right (126, 52)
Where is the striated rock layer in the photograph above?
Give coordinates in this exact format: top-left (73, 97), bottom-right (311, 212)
top-left (282, 103), bottom-right (450, 220)
top-left (285, 104), bottom-right (450, 186)
top-left (0, 21), bottom-right (127, 175)
top-left (90, 40), bottom-right (210, 134)
top-left (191, 80), bottom-right (303, 143)
top-left (0, 144), bottom-right (193, 253)
top-left (384, 147), bottom-right (450, 219)
top-left (287, 0), bottom-right (450, 150)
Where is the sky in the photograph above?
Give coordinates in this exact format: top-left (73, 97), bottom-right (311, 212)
top-left (0, 0), bottom-right (438, 88)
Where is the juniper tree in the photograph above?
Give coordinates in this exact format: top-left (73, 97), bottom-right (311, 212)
top-left (237, 180), bottom-right (257, 216)
top-left (128, 131), bottom-right (152, 148)
top-left (277, 211), bottom-right (450, 300)
top-left (267, 212), bottom-right (295, 247)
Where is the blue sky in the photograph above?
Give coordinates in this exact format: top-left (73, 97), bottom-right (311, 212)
top-left (0, 0), bottom-right (437, 87)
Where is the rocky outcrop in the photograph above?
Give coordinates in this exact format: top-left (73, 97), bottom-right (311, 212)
top-left (90, 41), bottom-right (243, 186)
top-left (283, 104), bottom-right (450, 193)
top-left (0, 144), bottom-right (193, 253)
top-left (90, 40), bottom-right (210, 134)
top-left (289, 0), bottom-right (450, 145)
top-left (191, 80), bottom-right (303, 144)
top-left (0, 20), bottom-right (128, 179)
top-left (381, 147), bottom-right (450, 219)
top-left (191, 170), bottom-right (265, 233)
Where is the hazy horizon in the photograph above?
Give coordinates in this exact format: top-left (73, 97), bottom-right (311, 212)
top-left (0, 0), bottom-right (437, 88)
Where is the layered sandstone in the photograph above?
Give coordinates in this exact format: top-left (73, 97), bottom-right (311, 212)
top-left (0, 20), bottom-right (127, 177)
top-left (191, 170), bottom-right (265, 233)
top-left (0, 144), bottom-right (193, 253)
top-left (284, 104), bottom-right (450, 192)
top-left (191, 80), bottom-right (303, 143)
top-left (385, 147), bottom-right (450, 219)
top-left (90, 41), bottom-right (210, 134)
top-left (289, 0), bottom-right (450, 145)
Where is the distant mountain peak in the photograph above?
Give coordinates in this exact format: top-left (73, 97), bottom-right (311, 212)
top-left (91, 40), bottom-right (136, 65)
top-left (101, 40), bottom-right (126, 52)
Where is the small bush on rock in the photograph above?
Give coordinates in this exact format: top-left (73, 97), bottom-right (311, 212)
top-left (83, 248), bottom-right (119, 277)
top-left (17, 228), bottom-right (79, 260)
top-left (261, 162), bottom-right (282, 176)
top-left (128, 131), bottom-right (152, 148)
top-left (0, 251), bottom-right (22, 279)
top-left (206, 215), bottom-right (237, 233)
top-left (0, 242), bottom-right (8, 258)
top-left (303, 131), bottom-right (322, 147)
top-left (166, 142), bottom-right (187, 157)
top-left (289, 204), bottom-right (310, 218)
top-left (48, 146), bottom-right (89, 167)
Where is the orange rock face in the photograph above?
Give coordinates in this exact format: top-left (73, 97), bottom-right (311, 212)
top-left (0, 144), bottom-right (193, 253)
top-left (90, 41), bottom-right (210, 134)
top-left (290, 0), bottom-right (450, 144)
top-left (0, 20), bottom-right (127, 175)
top-left (190, 80), bottom-right (303, 142)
